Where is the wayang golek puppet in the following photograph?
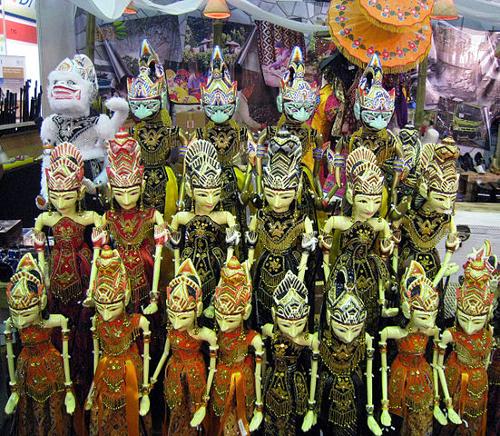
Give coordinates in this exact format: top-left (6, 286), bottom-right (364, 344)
top-left (321, 146), bottom-right (395, 335)
top-left (4, 253), bottom-right (75, 436)
top-left (34, 142), bottom-right (99, 401)
top-left (261, 271), bottom-right (319, 435)
top-left (128, 39), bottom-right (188, 217)
top-left (182, 46), bottom-right (254, 256)
top-left (330, 53), bottom-right (404, 209)
top-left (246, 130), bottom-right (316, 326)
top-left (85, 246), bottom-right (151, 436)
top-left (392, 138), bottom-right (461, 290)
top-left (256, 46), bottom-right (325, 216)
top-left (85, 131), bottom-right (168, 316)
top-left (39, 54), bottom-right (128, 209)
top-left (380, 261), bottom-right (461, 436)
top-left (212, 257), bottom-right (264, 434)
top-left (317, 278), bottom-right (380, 436)
top-left (170, 139), bottom-right (239, 314)
top-left (437, 241), bottom-right (497, 436)
top-left (150, 259), bottom-right (218, 434)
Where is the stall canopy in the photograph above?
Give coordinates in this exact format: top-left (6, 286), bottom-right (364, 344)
top-left (64, 0), bottom-right (500, 32)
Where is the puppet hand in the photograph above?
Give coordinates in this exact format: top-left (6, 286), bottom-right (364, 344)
top-left (190, 405), bottom-right (206, 427)
top-left (367, 416), bottom-right (382, 436)
top-left (380, 409), bottom-right (391, 427)
top-left (249, 410), bottom-right (263, 431)
top-left (65, 391), bottom-right (76, 415)
top-left (301, 410), bottom-right (316, 432)
top-left (203, 305), bottom-right (215, 319)
top-left (433, 404), bottom-right (448, 425)
top-left (443, 262), bottom-right (459, 278)
top-left (139, 395), bottom-right (150, 416)
top-left (143, 302), bottom-right (158, 315)
top-left (447, 407), bottom-right (462, 425)
top-left (4, 392), bottom-right (19, 414)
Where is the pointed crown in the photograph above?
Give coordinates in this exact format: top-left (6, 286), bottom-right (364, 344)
top-left (107, 130), bottom-right (144, 188)
top-left (214, 256), bottom-right (251, 315)
top-left (166, 259), bottom-right (203, 312)
top-left (263, 130), bottom-right (302, 191)
top-left (6, 253), bottom-right (45, 310)
top-left (93, 247), bottom-right (130, 305)
top-left (401, 261), bottom-right (439, 313)
top-left (53, 54), bottom-right (98, 100)
top-left (346, 147), bottom-right (384, 196)
top-left (185, 139), bottom-right (222, 189)
top-left (127, 39), bottom-right (166, 101)
top-left (280, 46), bottom-right (318, 106)
top-left (457, 240), bottom-right (496, 316)
top-left (273, 271), bottom-right (309, 320)
top-left (356, 54), bottom-right (395, 113)
top-left (201, 46), bottom-right (237, 106)
top-left (46, 142), bottom-right (84, 191)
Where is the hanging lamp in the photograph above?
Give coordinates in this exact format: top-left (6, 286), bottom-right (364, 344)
top-left (124, 1), bottom-right (138, 14)
top-left (431, 0), bottom-right (459, 20)
top-left (203, 0), bottom-right (231, 19)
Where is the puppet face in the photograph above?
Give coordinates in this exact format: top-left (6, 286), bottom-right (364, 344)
top-left (112, 185), bottom-right (142, 210)
top-left (95, 300), bottom-right (126, 322)
top-left (215, 309), bottom-right (245, 332)
top-left (327, 309), bottom-right (364, 344)
top-left (204, 103), bottom-right (236, 124)
top-left (167, 308), bottom-right (197, 331)
top-left (9, 303), bottom-right (43, 329)
top-left (275, 315), bottom-right (307, 339)
top-left (48, 189), bottom-right (80, 215)
top-left (192, 186), bottom-right (222, 214)
top-left (48, 71), bottom-right (93, 116)
top-left (283, 100), bottom-right (316, 123)
top-left (350, 192), bottom-right (382, 221)
top-left (425, 190), bottom-right (456, 214)
top-left (457, 310), bottom-right (488, 335)
top-left (129, 97), bottom-right (161, 120)
top-left (410, 308), bottom-right (438, 330)
top-left (264, 187), bottom-right (295, 213)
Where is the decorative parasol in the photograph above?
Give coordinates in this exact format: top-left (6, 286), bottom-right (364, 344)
top-left (359, 0), bottom-right (434, 33)
top-left (327, 0), bottom-right (432, 73)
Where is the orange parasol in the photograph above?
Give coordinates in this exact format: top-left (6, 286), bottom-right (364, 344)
top-left (327, 0), bottom-right (432, 73)
top-left (359, 0), bottom-right (434, 33)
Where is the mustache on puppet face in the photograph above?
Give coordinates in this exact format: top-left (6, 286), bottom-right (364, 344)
top-left (51, 85), bottom-right (82, 101)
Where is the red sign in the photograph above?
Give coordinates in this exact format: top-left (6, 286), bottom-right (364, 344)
top-left (0, 19), bottom-right (37, 44)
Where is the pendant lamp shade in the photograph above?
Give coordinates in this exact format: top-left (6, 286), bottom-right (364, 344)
top-left (124, 1), bottom-right (138, 14)
top-left (431, 0), bottom-right (459, 20)
top-left (203, 0), bottom-right (231, 19)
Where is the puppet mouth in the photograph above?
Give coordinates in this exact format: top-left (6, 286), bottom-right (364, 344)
top-left (51, 85), bottom-right (81, 100)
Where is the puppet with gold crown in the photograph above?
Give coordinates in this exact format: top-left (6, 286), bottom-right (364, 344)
top-left (211, 257), bottom-right (264, 434)
top-left (379, 261), bottom-right (461, 435)
top-left (128, 39), bottom-right (188, 218)
top-left (85, 131), bottom-right (167, 317)
top-left (256, 46), bottom-right (325, 219)
top-left (170, 139), bottom-right (239, 315)
top-left (329, 54), bottom-right (404, 210)
top-left (317, 276), bottom-right (380, 436)
top-left (85, 246), bottom-right (151, 435)
top-left (247, 130), bottom-right (316, 326)
top-left (260, 271), bottom-right (320, 435)
top-left (38, 54), bottom-right (128, 210)
top-left (321, 146), bottom-right (394, 335)
top-left (436, 241), bottom-right (497, 436)
top-left (34, 142), bottom-right (100, 405)
top-left (392, 138), bottom-right (460, 296)
top-left (150, 259), bottom-right (218, 435)
top-left (178, 46), bottom-right (254, 256)
top-left (3, 253), bottom-right (75, 435)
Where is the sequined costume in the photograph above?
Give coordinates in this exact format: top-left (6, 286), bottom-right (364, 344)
top-left (263, 329), bottom-right (309, 435)
top-left (212, 327), bottom-right (257, 435)
top-left (442, 327), bottom-right (493, 436)
top-left (317, 328), bottom-right (366, 436)
top-left (178, 214), bottom-right (226, 309)
top-left (105, 207), bottom-right (155, 311)
top-left (327, 220), bottom-right (389, 334)
top-left (398, 208), bottom-right (452, 281)
top-left (253, 208), bottom-right (307, 326)
top-left (90, 313), bottom-right (145, 436)
top-left (389, 332), bottom-right (434, 436)
top-left (164, 329), bottom-right (206, 436)
top-left (133, 118), bottom-right (179, 216)
top-left (15, 325), bottom-right (70, 436)
top-left (196, 120), bottom-right (248, 255)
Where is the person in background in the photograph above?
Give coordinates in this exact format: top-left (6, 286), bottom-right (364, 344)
top-left (234, 82), bottom-right (265, 133)
top-left (421, 120), bottom-right (440, 145)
